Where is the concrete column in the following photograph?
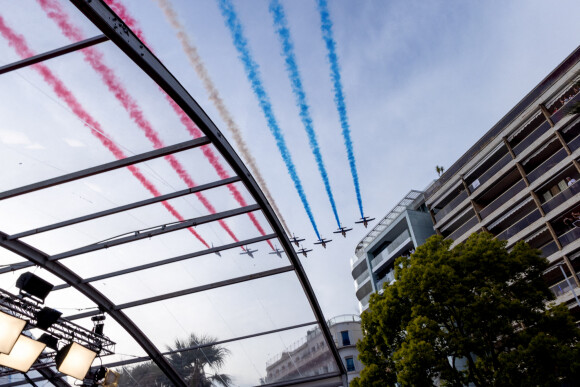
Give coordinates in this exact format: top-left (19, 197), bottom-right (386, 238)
top-left (530, 191), bottom-right (546, 217)
top-left (539, 104), bottom-right (555, 127)
top-left (502, 136), bottom-right (516, 160)
top-left (554, 131), bottom-right (572, 155)
top-left (515, 162), bottom-right (530, 187)
top-left (546, 221), bottom-right (563, 250)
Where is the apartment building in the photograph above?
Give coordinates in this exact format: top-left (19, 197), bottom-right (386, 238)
top-left (425, 46), bottom-right (580, 316)
top-left (351, 190), bottom-right (435, 312)
top-left (264, 315), bottom-right (362, 384)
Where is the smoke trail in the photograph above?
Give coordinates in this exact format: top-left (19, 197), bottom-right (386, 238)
top-left (217, 0), bottom-right (321, 240)
top-left (102, 0), bottom-right (276, 250)
top-left (316, 0), bottom-right (364, 219)
top-left (0, 15), bottom-right (209, 248)
top-left (38, 0), bottom-right (244, 245)
top-left (151, 0), bottom-right (293, 242)
top-left (269, 0), bottom-right (341, 229)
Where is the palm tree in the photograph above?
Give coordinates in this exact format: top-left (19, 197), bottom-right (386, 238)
top-left (435, 165), bottom-right (445, 177)
top-left (118, 334), bottom-right (232, 387)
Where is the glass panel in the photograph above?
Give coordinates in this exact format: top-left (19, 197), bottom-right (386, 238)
top-left (370, 230), bottom-right (411, 269)
top-left (552, 92), bottom-right (580, 124)
top-left (512, 121), bottom-right (551, 155)
top-left (558, 227), bottom-right (580, 248)
top-left (447, 216), bottom-right (478, 242)
top-left (542, 180), bottom-right (580, 213)
top-left (568, 133), bottom-right (580, 152)
top-left (468, 153), bottom-right (512, 193)
top-left (435, 190), bottom-right (468, 222)
top-left (540, 241), bottom-right (559, 258)
top-left (527, 148), bottom-right (567, 183)
top-left (479, 180), bottom-right (526, 219)
top-left (354, 270), bottom-right (370, 287)
top-left (496, 210), bottom-right (541, 241)
top-left (550, 277), bottom-right (578, 298)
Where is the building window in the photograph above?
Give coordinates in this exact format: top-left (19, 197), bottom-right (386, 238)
top-left (345, 357), bottom-right (355, 372)
top-left (341, 330), bottom-right (351, 346)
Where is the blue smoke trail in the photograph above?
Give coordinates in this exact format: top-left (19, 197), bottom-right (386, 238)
top-left (316, 0), bottom-right (365, 219)
top-left (269, 0), bottom-right (341, 229)
top-left (217, 0), bottom-right (321, 240)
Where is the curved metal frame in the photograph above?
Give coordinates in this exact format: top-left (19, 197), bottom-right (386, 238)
top-left (0, 1), bottom-right (347, 385)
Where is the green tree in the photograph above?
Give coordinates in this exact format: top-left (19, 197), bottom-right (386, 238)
top-left (351, 233), bottom-right (580, 387)
top-left (119, 333), bottom-right (232, 387)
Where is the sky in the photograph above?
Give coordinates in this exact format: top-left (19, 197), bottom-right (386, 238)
top-left (1, 0), bottom-right (580, 385)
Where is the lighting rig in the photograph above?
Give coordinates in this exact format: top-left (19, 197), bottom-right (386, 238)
top-left (0, 272), bottom-right (116, 383)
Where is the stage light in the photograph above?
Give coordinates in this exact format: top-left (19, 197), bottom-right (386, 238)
top-left (0, 310), bottom-right (26, 354)
top-left (95, 366), bottom-right (120, 387)
top-left (35, 307), bottom-right (62, 330)
top-left (38, 333), bottom-right (59, 350)
top-left (0, 335), bottom-right (46, 372)
top-left (56, 342), bottom-right (97, 380)
top-left (16, 272), bottom-right (54, 303)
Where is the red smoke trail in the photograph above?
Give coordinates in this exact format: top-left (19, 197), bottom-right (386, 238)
top-left (0, 15), bottom-right (209, 248)
top-left (38, 0), bottom-right (243, 243)
top-left (103, 0), bottom-right (275, 249)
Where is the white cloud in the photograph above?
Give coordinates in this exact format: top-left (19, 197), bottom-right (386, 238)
top-left (63, 138), bottom-right (86, 147)
top-left (0, 129), bottom-right (31, 145)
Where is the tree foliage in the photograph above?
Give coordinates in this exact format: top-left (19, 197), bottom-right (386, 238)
top-left (118, 333), bottom-right (232, 387)
top-left (351, 233), bottom-right (580, 387)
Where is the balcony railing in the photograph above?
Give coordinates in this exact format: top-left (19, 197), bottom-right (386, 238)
top-left (434, 190), bottom-right (468, 223)
top-left (526, 148), bottom-right (568, 183)
top-left (550, 275), bottom-right (579, 298)
top-left (376, 270), bottom-right (395, 290)
top-left (354, 270), bottom-right (370, 287)
top-left (371, 230), bottom-right (411, 269)
top-left (568, 133), bottom-right (580, 152)
top-left (479, 180), bottom-right (526, 219)
top-left (542, 181), bottom-right (580, 214)
top-left (512, 121), bottom-right (551, 156)
top-left (552, 92), bottom-right (580, 125)
top-left (468, 153), bottom-right (512, 194)
top-left (539, 241), bottom-right (559, 258)
top-left (558, 227), bottom-right (580, 248)
top-left (447, 215), bottom-right (479, 242)
top-left (496, 210), bottom-right (541, 241)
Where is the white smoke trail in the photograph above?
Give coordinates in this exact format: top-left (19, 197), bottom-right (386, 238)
top-left (155, 0), bottom-right (292, 237)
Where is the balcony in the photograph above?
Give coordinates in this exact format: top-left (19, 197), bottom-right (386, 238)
top-left (568, 134), bottom-right (580, 152)
top-left (468, 153), bottom-right (512, 194)
top-left (526, 148), bottom-right (568, 183)
top-left (558, 227), bottom-right (580, 248)
top-left (447, 215), bottom-right (479, 242)
top-left (496, 210), bottom-right (542, 241)
top-left (540, 241), bottom-right (559, 258)
top-left (434, 190), bottom-right (468, 223)
top-left (552, 92), bottom-right (580, 125)
top-left (512, 121), bottom-right (551, 156)
top-left (370, 230), bottom-right (411, 270)
top-left (354, 270), bottom-right (370, 287)
top-left (376, 270), bottom-right (395, 290)
top-left (541, 181), bottom-right (580, 214)
top-left (549, 275), bottom-right (579, 298)
top-left (479, 180), bottom-right (526, 219)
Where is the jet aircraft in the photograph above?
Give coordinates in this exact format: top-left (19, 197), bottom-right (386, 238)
top-left (269, 246), bottom-right (284, 258)
top-left (314, 238), bottom-right (332, 249)
top-left (333, 226), bottom-right (353, 238)
top-left (289, 235), bottom-right (305, 247)
top-left (240, 246), bottom-right (258, 258)
top-left (296, 247), bottom-right (313, 257)
top-left (355, 216), bottom-right (376, 228)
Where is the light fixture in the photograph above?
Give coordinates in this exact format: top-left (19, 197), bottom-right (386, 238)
top-left (55, 342), bottom-right (97, 380)
top-left (0, 335), bottom-right (46, 372)
top-left (0, 310), bottom-right (26, 354)
top-left (35, 307), bottom-right (62, 330)
top-left (38, 333), bottom-right (59, 350)
top-left (94, 366), bottom-right (120, 387)
top-left (16, 272), bottom-right (54, 303)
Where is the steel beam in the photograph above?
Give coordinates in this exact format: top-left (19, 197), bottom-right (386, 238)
top-left (9, 176), bottom-right (241, 240)
top-left (70, 0), bottom-right (346, 377)
top-left (49, 204), bottom-right (260, 261)
top-left (0, 230), bottom-right (187, 387)
top-left (0, 35), bottom-right (108, 75)
top-left (0, 137), bottom-right (210, 201)
top-left (66, 265), bottom-right (294, 320)
top-left (53, 233), bottom-right (276, 291)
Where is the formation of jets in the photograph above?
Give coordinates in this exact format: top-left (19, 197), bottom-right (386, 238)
top-left (226, 216), bottom-right (375, 259)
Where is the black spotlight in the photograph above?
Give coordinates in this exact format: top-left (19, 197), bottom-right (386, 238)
top-left (16, 272), bottom-right (54, 303)
top-left (92, 315), bottom-right (106, 336)
top-left (38, 333), bottom-right (59, 350)
top-left (35, 307), bottom-right (62, 330)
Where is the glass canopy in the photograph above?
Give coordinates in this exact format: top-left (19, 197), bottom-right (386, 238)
top-left (0, 1), bottom-right (346, 386)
